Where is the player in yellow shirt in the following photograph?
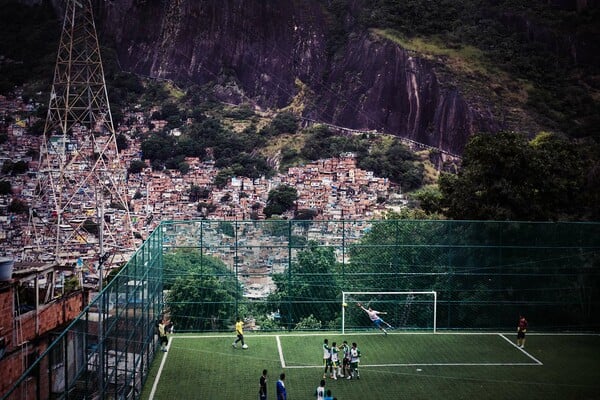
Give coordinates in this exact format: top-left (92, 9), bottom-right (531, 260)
top-left (232, 317), bottom-right (248, 349)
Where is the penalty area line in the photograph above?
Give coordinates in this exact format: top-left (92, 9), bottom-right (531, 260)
top-left (276, 335), bottom-right (286, 368)
top-left (283, 361), bottom-right (541, 369)
top-left (498, 333), bottom-right (543, 365)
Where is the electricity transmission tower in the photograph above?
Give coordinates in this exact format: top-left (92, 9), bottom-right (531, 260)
top-left (26, 0), bottom-right (134, 266)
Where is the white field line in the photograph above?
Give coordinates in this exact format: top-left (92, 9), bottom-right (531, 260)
top-left (498, 333), bottom-right (543, 365)
top-left (284, 362), bottom-right (539, 369)
top-left (524, 332), bottom-right (600, 336)
top-left (148, 339), bottom-right (172, 400)
top-left (276, 335), bottom-right (286, 368)
top-left (157, 331), bottom-right (553, 377)
top-left (174, 331), bottom-right (600, 339)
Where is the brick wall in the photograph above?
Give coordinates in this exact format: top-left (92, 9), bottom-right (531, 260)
top-left (0, 286), bottom-right (13, 345)
top-left (0, 288), bottom-right (85, 399)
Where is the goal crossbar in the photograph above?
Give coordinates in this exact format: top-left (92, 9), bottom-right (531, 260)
top-left (342, 291), bottom-right (437, 334)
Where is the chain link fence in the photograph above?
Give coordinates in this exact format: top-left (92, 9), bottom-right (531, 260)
top-left (3, 220), bottom-right (599, 399)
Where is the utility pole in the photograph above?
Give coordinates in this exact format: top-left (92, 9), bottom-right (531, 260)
top-left (27, 0), bottom-right (134, 266)
top-left (24, 1), bottom-right (136, 397)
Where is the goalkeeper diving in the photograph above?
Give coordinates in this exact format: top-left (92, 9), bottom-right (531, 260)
top-left (357, 303), bottom-right (393, 335)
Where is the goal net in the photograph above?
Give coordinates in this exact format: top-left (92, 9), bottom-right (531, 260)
top-left (342, 291), bottom-right (437, 334)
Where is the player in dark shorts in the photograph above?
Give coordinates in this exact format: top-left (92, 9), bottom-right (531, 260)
top-left (340, 340), bottom-right (350, 378)
top-left (517, 315), bottom-right (528, 348)
top-left (259, 369), bottom-right (268, 400)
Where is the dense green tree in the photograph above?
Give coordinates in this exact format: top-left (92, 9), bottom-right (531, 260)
top-left (166, 114), bottom-right (183, 129)
top-left (3, 159), bottom-right (29, 175)
top-left (439, 131), bottom-right (592, 221)
top-left (218, 221), bottom-right (235, 237)
top-left (294, 208), bottom-right (318, 220)
top-left (268, 242), bottom-right (340, 328)
top-left (527, 132), bottom-right (589, 219)
top-left (164, 250), bottom-right (242, 331)
top-left (439, 132), bottom-right (532, 220)
top-left (264, 185), bottom-right (298, 218)
top-left (214, 152), bottom-right (273, 180)
top-left (213, 169), bottom-right (233, 188)
top-left (345, 218), bottom-right (512, 328)
top-left (141, 82), bottom-right (170, 105)
top-left (165, 155), bottom-right (186, 170)
top-left (1, 160), bottom-right (13, 174)
top-left (178, 161), bottom-right (190, 175)
top-left (150, 159), bottom-right (164, 171)
top-left (176, 136), bottom-right (202, 158)
top-left (110, 106), bottom-right (124, 126)
top-left (189, 184), bottom-right (210, 202)
top-left (410, 185), bottom-right (444, 215)
top-left (141, 132), bottom-right (176, 161)
top-left (197, 202), bottom-right (216, 216)
top-left (259, 112), bottom-right (298, 136)
top-left (27, 119), bottom-right (45, 136)
top-left (116, 133), bottom-right (129, 151)
top-left (358, 139), bottom-right (423, 190)
top-left (347, 219), bottom-right (447, 292)
top-left (0, 180), bottom-right (11, 195)
top-left (109, 72), bottom-right (144, 105)
top-left (270, 111), bottom-right (298, 135)
top-left (223, 104), bottom-right (255, 119)
top-left (300, 125), bottom-right (365, 161)
top-left (128, 159), bottom-right (146, 174)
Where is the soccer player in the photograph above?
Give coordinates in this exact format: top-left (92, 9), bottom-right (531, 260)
top-left (322, 338), bottom-right (332, 379)
top-left (347, 342), bottom-right (361, 380)
top-left (315, 379), bottom-right (326, 399)
top-left (158, 319), bottom-right (169, 352)
top-left (330, 342), bottom-right (340, 380)
top-left (340, 340), bottom-right (350, 378)
top-left (358, 303), bottom-right (392, 335)
top-left (259, 369), bottom-right (268, 400)
top-left (232, 317), bottom-right (246, 348)
top-left (517, 315), bottom-right (528, 348)
top-left (276, 373), bottom-right (287, 400)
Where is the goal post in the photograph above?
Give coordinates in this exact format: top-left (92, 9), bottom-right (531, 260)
top-left (342, 291), bottom-right (437, 334)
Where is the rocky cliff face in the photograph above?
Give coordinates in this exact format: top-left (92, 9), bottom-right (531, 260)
top-left (96, 0), bottom-right (499, 155)
top-left (314, 32), bottom-right (499, 154)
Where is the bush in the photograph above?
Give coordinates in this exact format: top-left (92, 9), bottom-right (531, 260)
top-left (293, 314), bottom-right (322, 330)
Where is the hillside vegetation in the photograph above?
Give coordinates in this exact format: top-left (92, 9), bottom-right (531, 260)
top-left (350, 0), bottom-right (600, 140)
top-left (1, 0), bottom-right (598, 221)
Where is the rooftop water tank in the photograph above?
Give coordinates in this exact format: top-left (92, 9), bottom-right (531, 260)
top-left (0, 257), bottom-right (14, 281)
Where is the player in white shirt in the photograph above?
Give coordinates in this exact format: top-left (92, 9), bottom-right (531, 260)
top-left (347, 342), bottom-right (361, 380)
top-left (358, 303), bottom-right (392, 335)
top-left (330, 342), bottom-right (340, 380)
top-left (322, 338), bottom-right (332, 379)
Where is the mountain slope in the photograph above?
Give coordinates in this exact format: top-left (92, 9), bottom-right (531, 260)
top-left (95, 0), bottom-right (521, 155)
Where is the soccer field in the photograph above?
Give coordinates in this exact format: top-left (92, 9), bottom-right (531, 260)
top-left (141, 332), bottom-right (600, 400)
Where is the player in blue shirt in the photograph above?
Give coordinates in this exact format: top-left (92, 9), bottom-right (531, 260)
top-left (276, 373), bottom-right (287, 400)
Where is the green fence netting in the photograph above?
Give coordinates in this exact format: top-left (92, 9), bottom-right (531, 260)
top-left (2, 220), bottom-right (599, 399)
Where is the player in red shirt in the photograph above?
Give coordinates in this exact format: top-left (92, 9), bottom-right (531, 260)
top-left (517, 315), bottom-right (528, 348)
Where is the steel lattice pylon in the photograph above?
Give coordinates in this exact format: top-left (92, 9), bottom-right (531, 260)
top-left (26, 0), bottom-right (134, 266)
